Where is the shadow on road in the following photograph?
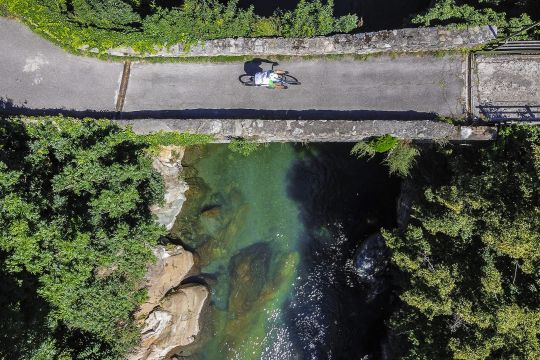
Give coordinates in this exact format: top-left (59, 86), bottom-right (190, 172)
top-left (0, 98), bottom-right (437, 121)
top-left (243, 58), bottom-right (278, 75)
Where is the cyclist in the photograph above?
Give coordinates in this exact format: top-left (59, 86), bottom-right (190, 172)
top-left (254, 70), bottom-right (284, 89)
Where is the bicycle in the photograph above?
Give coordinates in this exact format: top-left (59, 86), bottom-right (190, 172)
top-left (238, 70), bottom-right (301, 89)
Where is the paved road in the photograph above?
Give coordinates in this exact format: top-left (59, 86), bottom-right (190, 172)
top-left (1, 17), bottom-right (467, 119)
top-left (0, 18), bottom-right (122, 112)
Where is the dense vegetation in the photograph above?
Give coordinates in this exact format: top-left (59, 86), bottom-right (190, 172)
top-left (4, 0), bottom-right (358, 54)
top-left (412, 0), bottom-right (540, 38)
top-left (0, 117), bottom-right (166, 359)
top-left (384, 126), bottom-right (540, 359)
top-left (351, 135), bottom-right (420, 177)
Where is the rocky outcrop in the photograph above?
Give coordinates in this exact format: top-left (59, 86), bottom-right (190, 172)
top-left (135, 285), bottom-right (209, 360)
top-left (129, 146), bottom-right (207, 360)
top-left (136, 245), bottom-right (195, 320)
top-left (353, 233), bottom-right (389, 301)
top-left (150, 146), bottom-right (188, 231)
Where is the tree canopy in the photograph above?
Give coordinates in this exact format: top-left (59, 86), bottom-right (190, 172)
top-left (0, 117), bottom-right (165, 359)
top-left (384, 126), bottom-right (540, 359)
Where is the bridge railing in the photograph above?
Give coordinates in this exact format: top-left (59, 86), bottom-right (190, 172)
top-left (478, 104), bottom-right (540, 123)
top-left (481, 21), bottom-right (540, 53)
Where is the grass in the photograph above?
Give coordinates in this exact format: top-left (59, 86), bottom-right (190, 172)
top-left (140, 130), bottom-right (214, 154)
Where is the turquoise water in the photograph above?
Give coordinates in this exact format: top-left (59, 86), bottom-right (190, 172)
top-left (173, 143), bottom-right (400, 359)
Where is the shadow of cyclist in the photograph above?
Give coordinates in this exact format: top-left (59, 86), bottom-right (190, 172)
top-left (243, 58), bottom-right (278, 75)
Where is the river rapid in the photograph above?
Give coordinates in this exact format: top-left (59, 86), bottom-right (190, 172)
top-left (171, 143), bottom-right (400, 359)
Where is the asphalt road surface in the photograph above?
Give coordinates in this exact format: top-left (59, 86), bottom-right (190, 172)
top-left (0, 17), bottom-right (467, 119)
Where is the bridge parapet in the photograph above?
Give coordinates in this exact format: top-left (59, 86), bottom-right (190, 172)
top-left (101, 26), bottom-right (496, 58)
top-left (115, 119), bottom-right (497, 142)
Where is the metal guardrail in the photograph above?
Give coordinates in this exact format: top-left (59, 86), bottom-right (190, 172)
top-left (478, 105), bottom-right (540, 123)
top-left (482, 22), bottom-right (540, 54)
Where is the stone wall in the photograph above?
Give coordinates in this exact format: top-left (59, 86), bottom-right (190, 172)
top-left (101, 26), bottom-right (496, 57)
top-left (115, 119), bottom-right (497, 142)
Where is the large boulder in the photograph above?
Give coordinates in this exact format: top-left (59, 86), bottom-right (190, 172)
top-left (136, 245), bottom-right (195, 320)
top-left (131, 284), bottom-right (209, 360)
top-left (151, 146), bottom-right (188, 231)
top-left (228, 242), bottom-right (272, 316)
top-left (353, 233), bottom-right (388, 300)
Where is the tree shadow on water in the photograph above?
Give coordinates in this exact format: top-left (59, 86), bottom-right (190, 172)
top-left (282, 143), bottom-right (401, 359)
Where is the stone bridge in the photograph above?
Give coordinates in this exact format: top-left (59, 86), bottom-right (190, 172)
top-left (0, 17), bottom-right (538, 142)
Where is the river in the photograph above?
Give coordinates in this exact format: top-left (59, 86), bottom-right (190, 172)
top-left (172, 143), bottom-right (400, 359)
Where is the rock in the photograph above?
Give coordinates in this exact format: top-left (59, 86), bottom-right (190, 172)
top-left (353, 233), bottom-right (389, 301)
top-left (228, 243), bottom-right (272, 316)
top-left (130, 284), bottom-right (209, 360)
top-left (354, 233), bottom-right (388, 284)
top-left (200, 205), bottom-right (221, 219)
top-left (151, 146), bottom-right (189, 231)
top-left (136, 245), bottom-right (195, 319)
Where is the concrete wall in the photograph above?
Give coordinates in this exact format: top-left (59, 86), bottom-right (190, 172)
top-left (99, 26), bottom-right (496, 58)
top-left (115, 119), bottom-right (497, 142)
top-left (473, 54), bottom-right (540, 120)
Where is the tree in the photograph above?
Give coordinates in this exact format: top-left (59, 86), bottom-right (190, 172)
top-left (384, 126), bottom-right (540, 359)
top-left (351, 135), bottom-right (419, 177)
top-left (0, 117), bottom-right (165, 359)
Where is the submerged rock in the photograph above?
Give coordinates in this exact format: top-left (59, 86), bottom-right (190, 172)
top-left (136, 245), bottom-right (195, 320)
top-left (353, 233), bottom-right (389, 300)
top-left (228, 242), bottom-right (272, 316)
top-left (133, 284), bottom-right (209, 360)
top-left (151, 146), bottom-right (189, 231)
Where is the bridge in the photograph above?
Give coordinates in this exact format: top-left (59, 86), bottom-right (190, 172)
top-left (0, 17), bottom-right (537, 142)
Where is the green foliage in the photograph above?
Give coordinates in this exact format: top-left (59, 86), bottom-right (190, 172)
top-left (384, 141), bottom-right (420, 177)
top-left (385, 125), bottom-right (540, 359)
top-left (228, 138), bottom-right (262, 156)
top-left (412, 0), bottom-right (539, 39)
top-left (141, 130), bottom-right (214, 154)
top-left (0, 3), bottom-right (9, 16)
top-left (0, 116), bottom-right (166, 359)
top-left (71, 0), bottom-right (141, 30)
top-left (6, 0), bottom-right (358, 55)
top-left (276, 0), bottom-right (356, 37)
top-left (351, 135), bottom-right (418, 177)
top-left (412, 0), bottom-right (507, 27)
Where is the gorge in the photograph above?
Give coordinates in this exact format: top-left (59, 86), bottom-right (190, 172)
top-left (144, 142), bottom-right (402, 359)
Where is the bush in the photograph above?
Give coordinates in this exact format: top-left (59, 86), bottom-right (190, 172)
top-left (71, 0), bottom-right (141, 30)
top-left (228, 137), bottom-right (262, 156)
top-left (411, 0), bottom-right (539, 39)
top-left (6, 0), bottom-right (358, 54)
top-left (141, 130), bottom-right (214, 154)
top-left (0, 116), bottom-right (166, 359)
top-left (384, 141), bottom-right (420, 177)
top-left (351, 135), bottom-right (418, 177)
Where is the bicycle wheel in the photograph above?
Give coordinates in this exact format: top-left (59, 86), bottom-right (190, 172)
top-left (283, 74), bottom-right (301, 85)
top-left (239, 74), bottom-right (256, 86)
